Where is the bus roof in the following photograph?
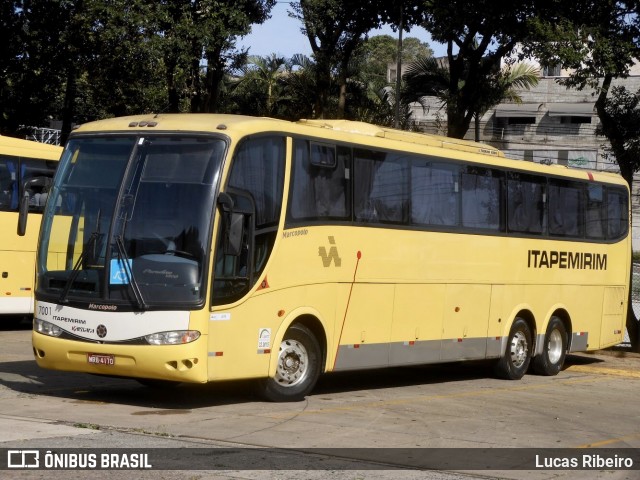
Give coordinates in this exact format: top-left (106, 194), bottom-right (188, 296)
top-left (71, 114), bottom-right (626, 187)
top-left (0, 135), bottom-right (62, 161)
top-left (297, 119), bottom-right (504, 158)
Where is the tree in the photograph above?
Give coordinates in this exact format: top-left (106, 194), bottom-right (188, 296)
top-left (403, 55), bottom-right (539, 140)
top-left (340, 35), bottom-right (432, 127)
top-left (2, 1), bottom-right (166, 141)
top-left (417, 0), bottom-right (553, 138)
top-left (471, 62), bottom-right (540, 141)
top-left (280, 54), bottom-right (318, 120)
top-left (290, 1), bottom-right (426, 119)
top-left (0, 1), bottom-right (25, 134)
top-left (0, 1), bottom-right (71, 136)
top-left (153, 0), bottom-right (275, 114)
top-left (353, 35), bottom-right (433, 90)
top-left (82, 1), bottom-right (166, 119)
top-left (232, 54), bottom-right (288, 117)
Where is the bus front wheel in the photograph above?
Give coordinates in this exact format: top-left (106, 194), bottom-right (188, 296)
top-left (532, 317), bottom-right (567, 376)
top-left (260, 324), bottom-right (322, 402)
top-left (495, 318), bottom-right (532, 380)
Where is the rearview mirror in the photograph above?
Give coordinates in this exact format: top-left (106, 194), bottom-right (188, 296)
top-left (217, 192), bottom-right (244, 256)
top-left (225, 212), bottom-right (245, 256)
top-left (17, 191), bottom-right (29, 236)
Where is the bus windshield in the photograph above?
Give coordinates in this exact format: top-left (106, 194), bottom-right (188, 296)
top-left (37, 134), bottom-right (225, 309)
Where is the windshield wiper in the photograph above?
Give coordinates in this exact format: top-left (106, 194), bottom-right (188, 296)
top-left (58, 231), bottom-right (101, 304)
top-left (114, 235), bottom-right (147, 310)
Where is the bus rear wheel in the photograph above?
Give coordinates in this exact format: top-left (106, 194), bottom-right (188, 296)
top-left (532, 317), bottom-right (567, 376)
top-left (259, 324), bottom-right (322, 402)
top-left (495, 317), bottom-right (531, 380)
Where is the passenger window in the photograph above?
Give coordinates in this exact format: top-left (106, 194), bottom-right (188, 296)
top-left (607, 188), bottom-right (628, 240)
top-left (548, 179), bottom-right (584, 238)
top-left (289, 139), bottom-right (349, 221)
top-left (461, 167), bottom-right (503, 231)
top-left (354, 149), bottom-right (409, 224)
top-left (585, 184), bottom-right (606, 240)
top-left (411, 160), bottom-right (459, 227)
top-left (507, 173), bottom-right (545, 234)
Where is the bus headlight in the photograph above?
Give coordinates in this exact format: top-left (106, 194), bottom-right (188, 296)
top-left (34, 318), bottom-right (63, 337)
top-left (145, 330), bottom-right (200, 345)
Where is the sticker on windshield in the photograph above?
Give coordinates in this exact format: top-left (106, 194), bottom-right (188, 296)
top-left (110, 258), bottom-right (132, 285)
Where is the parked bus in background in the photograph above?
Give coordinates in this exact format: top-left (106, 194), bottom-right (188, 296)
top-left (0, 136), bottom-right (61, 320)
top-left (30, 115), bottom-right (630, 401)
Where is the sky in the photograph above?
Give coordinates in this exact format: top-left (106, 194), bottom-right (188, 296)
top-left (238, 3), bottom-right (447, 59)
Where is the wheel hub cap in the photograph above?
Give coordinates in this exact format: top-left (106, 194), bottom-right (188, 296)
top-left (274, 339), bottom-right (308, 387)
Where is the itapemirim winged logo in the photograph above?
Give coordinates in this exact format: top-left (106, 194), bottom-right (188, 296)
top-left (318, 236), bottom-right (342, 267)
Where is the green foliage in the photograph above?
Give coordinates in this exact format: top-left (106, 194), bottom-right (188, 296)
top-left (597, 86), bottom-right (640, 180)
top-left (353, 35), bottom-right (433, 89)
top-left (403, 55), bottom-right (539, 139)
top-left (289, 0), bottom-right (428, 119)
top-left (413, 0), bottom-right (553, 138)
top-left (152, 0), bottom-right (275, 113)
top-left (0, 0), bottom-right (276, 137)
top-left (0, 1), bottom-right (69, 134)
top-left (229, 54), bottom-right (289, 117)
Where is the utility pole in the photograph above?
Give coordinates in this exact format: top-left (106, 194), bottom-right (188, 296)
top-left (394, 5), bottom-right (403, 129)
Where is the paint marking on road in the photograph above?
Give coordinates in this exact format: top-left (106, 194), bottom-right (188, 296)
top-left (565, 364), bottom-right (640, 379)
top-left (575, 432), bottom-right (640, 448)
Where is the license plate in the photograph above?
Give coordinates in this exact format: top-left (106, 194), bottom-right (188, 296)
top-left (87, 353), bottom-right (115, 366)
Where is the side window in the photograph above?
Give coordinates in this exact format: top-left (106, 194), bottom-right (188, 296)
top-left (289, 139), bottom-right (350, 221)
top-left (585, 184), bottom-right (606, 240)
top-left (213, 136), bottom-right (285, 306)
top-left (411, 160), bottom-right (459, 227)
top-left (354, 149), bottom-right (409, 224)
top-left (607, 188), bottom-right (629, 240)
top-left (548, 179), bottom-right (584, 238)
top-left (461, 166), bottom-right (503, 231)
top-left (507, 173), bottom-right (546, 234)
top-left (228, 136), bottom-right (285, 228)
top-left (22, 158), bottom-right (58, 212)
top-left (0, 155), bottom-right (18, 211)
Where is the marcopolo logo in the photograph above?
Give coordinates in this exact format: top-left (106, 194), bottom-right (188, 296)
top-left (96, 325), bottom-right (108, 339)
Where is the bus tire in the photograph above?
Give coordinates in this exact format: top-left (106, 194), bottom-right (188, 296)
top-left (260, 324), bottom-right (322, 402)
top-left (532, 317), bottom-right (567, 376)
top-left (494, 317), bottom-right (532, 380)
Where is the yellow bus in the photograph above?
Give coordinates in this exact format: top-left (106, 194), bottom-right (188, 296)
top-left (31, 114), bottom-right (630, 401)
top-left (0, 135), bottom-right (61, 319)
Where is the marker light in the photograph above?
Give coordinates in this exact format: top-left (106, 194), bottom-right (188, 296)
top-left (34, 318), bottom-right (63, 337)
top-left (145, 330), bottom-right (200, 345)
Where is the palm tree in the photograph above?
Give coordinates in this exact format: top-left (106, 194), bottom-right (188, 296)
top-left (235, 54), bottom-right (288, 117)
top-left (471, 62), bottom-right (540, 141)
top-left (281, 54), bottom-right (318, 120)
top-left (403, 56), bottom-right (539, 140)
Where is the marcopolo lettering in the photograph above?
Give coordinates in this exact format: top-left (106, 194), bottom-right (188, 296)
top-left (527, 250), bottom-right (607, 270)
